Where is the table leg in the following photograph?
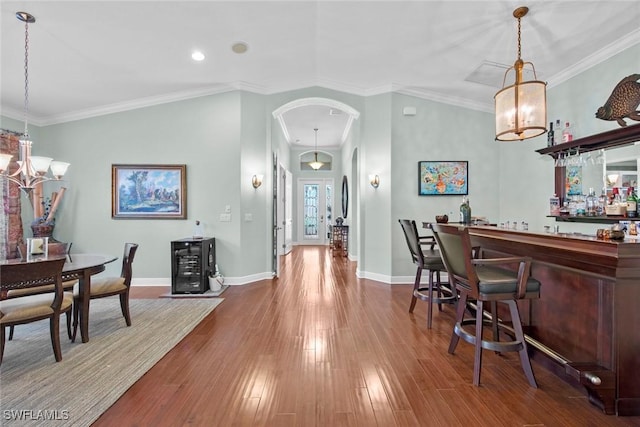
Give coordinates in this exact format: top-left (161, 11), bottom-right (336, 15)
top-left (79, 272), bottom-right (91, 343)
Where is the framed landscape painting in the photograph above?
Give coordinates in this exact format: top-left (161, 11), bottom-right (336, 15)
top-left (112, 164), bottom-right (187, 219)
top-left (418, 161), bottom-right (468, 196)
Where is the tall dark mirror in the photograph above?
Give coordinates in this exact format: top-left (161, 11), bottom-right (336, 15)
top-left (342, 175), bottom-right (348, 219)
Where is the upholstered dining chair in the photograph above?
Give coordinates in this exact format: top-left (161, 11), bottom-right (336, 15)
top-left (0, 257), bottom-right (72, 364)
top-left (7, 242), bottom-right (76, 341)
top-left (72, 243), bottom-right (139, 342)
top-left (398, 219), bottom-right (456, 328)
top-left (431, 223), bottom-right (540, 387)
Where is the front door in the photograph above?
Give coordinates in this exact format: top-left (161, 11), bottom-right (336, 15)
top-left (298, 179), bottom-right (333, 245)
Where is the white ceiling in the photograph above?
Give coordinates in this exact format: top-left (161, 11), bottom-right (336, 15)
top-left (1, 1), bottom-right (639, 149)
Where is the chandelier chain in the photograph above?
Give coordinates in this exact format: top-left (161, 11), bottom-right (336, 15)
top-left (516, 15), bottom-right (522, 61)
top-left (23, 17), bottom-right (30, 137)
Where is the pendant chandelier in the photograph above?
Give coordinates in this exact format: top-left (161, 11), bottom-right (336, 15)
top-left (308, 128), bottom-right (324, 170)
top-left (0, 12), bottom-right (70, 194)
top-left (494, 6), bottom-right (547, 141)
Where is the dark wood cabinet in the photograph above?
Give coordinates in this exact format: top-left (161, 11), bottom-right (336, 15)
top-left (171, 237), bottom-right (215, 294)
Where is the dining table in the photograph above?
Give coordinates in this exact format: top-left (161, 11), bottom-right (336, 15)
top-left (1, 253), bottom-right (117, 343)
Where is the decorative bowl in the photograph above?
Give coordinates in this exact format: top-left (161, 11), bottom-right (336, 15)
top-left (435, 214), bottom-right (449, 224)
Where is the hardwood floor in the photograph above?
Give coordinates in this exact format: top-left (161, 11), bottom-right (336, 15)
top-left (94, 246), bottom-right (640, 426)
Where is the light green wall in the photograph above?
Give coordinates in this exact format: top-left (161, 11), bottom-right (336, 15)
top-left (360, 93), bottom-right (393, 279)
top-left (17, 93), bottom-right (244, 280)
top-left (389, 93), bottom-right (497, 280)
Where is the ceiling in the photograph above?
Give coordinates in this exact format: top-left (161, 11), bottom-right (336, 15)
top-left (1, 1), bottom-right (639, 149)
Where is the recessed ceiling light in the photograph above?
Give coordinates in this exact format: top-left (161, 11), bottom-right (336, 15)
top-left (231, 42), bottom-right (248, 54)
top-left (191, 51), bottom-right (205, 61)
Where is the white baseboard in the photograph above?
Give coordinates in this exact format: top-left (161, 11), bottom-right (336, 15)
top-left (131, 271), bottom-right (275, 287)
top-left (355, 270), bottom-right (449, 285)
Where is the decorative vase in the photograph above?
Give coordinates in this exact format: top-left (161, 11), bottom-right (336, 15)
top-left (31, 222), bottom-right (57, 241)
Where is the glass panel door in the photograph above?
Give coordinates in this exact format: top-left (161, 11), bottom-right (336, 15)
top-left (298, 179), bottom-right (333, 245)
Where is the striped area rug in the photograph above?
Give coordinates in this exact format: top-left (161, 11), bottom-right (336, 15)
top-left (0, 297), bottom-right (222, 426)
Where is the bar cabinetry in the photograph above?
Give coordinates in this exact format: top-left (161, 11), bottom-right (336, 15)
top-left (171, 237), bottom-right (215, 294)
top-left (468, 226), bottom-right (640, 416)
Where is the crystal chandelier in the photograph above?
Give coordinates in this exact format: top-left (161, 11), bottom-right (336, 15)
top-left (0, 12), bottom-right (70, 194)
top-left (308, 128), bottom-right (324, 170)
top-left (494, 6), bottom-right (547, 141)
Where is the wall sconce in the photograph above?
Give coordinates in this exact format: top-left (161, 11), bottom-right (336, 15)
top-left (252, 174), bottom-right (263, 189)
top-left (369, 174), bottom-right (380, 189)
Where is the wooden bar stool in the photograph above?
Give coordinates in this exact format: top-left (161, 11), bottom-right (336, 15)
top-left (431, 223), bottom-right (540, 387)
top-left (398, 219), bottom-right (456, 328)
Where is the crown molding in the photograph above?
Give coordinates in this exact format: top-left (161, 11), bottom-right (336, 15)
top-left (547, 28), bottom-right (640, 88)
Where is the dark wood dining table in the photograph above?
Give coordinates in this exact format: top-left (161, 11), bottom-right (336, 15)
top-left (1, 253), bottom-right (117, 343)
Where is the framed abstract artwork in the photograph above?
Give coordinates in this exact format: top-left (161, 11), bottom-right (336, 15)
top-left (418, 161), bottom-right (468, 196)
top-left (112, 164), bottom-right (187, 219)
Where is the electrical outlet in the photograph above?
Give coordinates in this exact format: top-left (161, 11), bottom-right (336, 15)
top-left (244, 213), bottom-right (253, 222)
top-left (219, 213), bottom-right (231, 222)
top-left (225, 205), bottom-right (231, 213)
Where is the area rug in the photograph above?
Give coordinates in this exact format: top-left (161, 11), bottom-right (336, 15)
top-left (0, 297), bottom-right (223, 426)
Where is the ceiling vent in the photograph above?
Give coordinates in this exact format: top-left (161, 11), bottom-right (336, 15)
top-left (465, 60), bottom-right (537, 88)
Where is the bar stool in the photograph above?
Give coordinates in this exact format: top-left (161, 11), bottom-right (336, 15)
top-left (431, 223), bottom-right (541, 387)
top-left (398, 219), bottom-right (456, 328)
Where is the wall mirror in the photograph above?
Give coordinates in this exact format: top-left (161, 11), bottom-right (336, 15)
top-left (605, 143), bottom-right (639, 192)
top-left (341, 175), bottom-right (348, 218)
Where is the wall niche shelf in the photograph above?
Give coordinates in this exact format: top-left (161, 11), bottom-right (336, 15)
top-left (536, 124), bottom-right (640, 158)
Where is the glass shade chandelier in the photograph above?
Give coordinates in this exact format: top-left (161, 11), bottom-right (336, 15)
top-left (494, 6), bottom-right (547, 141)
top-left (0, 12), bottom-right (70, 194)
top-left (308, 128), bottom-right (324, 170)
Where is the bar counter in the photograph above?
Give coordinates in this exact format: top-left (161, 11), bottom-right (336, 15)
top-left (467, 226), bottom-right (640, 416)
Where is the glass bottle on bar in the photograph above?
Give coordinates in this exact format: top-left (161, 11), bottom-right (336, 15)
top-left (627, 187), bottom-right (637, 218)
top-left (547, 122), bottom-right (555, 147)
top-left (459, 196), bottom-right (471, 225)
top-left (553, 119), bottom-right (563, 145)
top-left (562, 122), bottom-right (573, 142)
top-left (586, 188), bottom-right (597, 217)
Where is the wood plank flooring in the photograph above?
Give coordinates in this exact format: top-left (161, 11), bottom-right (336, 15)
top-left (94, 246), bottom-right (640, 426)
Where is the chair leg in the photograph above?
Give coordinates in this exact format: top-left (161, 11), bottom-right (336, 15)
top-left (490, 301), bottom-right (500, 354)
top-left (448, 291), bottom-right (467, 354)
top-left (427, 269), bottom-right (434, 329)
top-left (66, 310), bottom-right (72, 341)
top-left (50, 315), bottom-right (62, 362)
top-left (435, 270), bottom-right (443, 312)
top-left (473, 300), bottom-right (485, 386)
top-left (409, 267), bottom-right (422, 313)
top-left (120, 292), bottom-right (132, 327)
top-left (507, 300), bottom-right (538, 388)
top-left (8, 325), bottom-right (14, 341)
top-left (0, 326), bottom-right (5, 365)
top-left (71, 298), bottom-right (79, 343)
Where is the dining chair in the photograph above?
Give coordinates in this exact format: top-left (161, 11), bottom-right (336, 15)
top-left (431, 223), bottom-right (540, 387)
top-left (0, 257), bottom-right (72, 364)
top-left (7, 242), bottom-right (76, 341)
top-left (72, 243), bottom-right (139, 342)
top-left (398, 219), bottom-right (456, 328)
